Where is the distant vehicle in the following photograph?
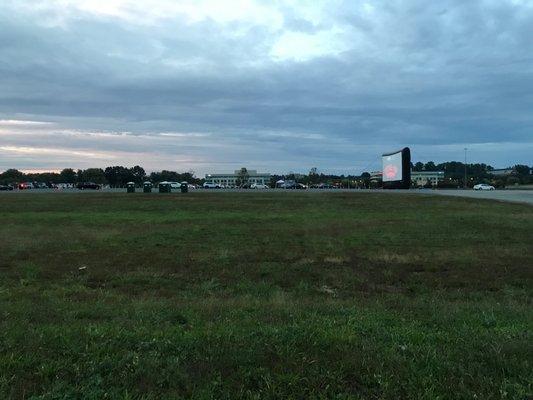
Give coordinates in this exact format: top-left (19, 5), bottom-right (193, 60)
top-left (473, 183), bottom-right (495, 191)
top-left (34, 182), bottom-right (48, 189)
top-left (168, 182), bottom-right (181, 189)
top-left (316, 183), bottom-right (334, 189)
top-left (277, 180), bottom-right (297, 189)
top-left (203, 182), bottom-right (220, 189)
top-left (251, 183), bottom-right (269, 189)
top-left (295, 183), bottom-right (308, 190)
top-left (76, 182), bottom-right (101, 190)
top-left (18, 182), bottom-right (34, 190)
top-left (0, 184), bottom-right (13, 191)
top-left (56, 183), bottom-right (75, 189)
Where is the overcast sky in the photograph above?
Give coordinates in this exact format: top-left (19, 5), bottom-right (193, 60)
top-left (1, 0), bottom-right (532, 175)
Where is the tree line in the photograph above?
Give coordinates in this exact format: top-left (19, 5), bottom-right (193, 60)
top-left (0, 166), bottom-right (203, 187)
top-left (272, 162), bottom-right (532, 188)
top-left (0, 162), bottom-right (531, 188)
top-left (409, 162), bottom-right (532, 188)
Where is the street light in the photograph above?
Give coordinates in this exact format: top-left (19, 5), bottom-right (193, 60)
top-left (464, 148), bottom-right (467, 189)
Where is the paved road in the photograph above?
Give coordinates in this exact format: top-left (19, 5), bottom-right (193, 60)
top-left (1, 188), bottom-right (532, 205)
top-left (419, 189), bottom-right (533, 205)
top-left (357, 189), bottom-right (533, 205)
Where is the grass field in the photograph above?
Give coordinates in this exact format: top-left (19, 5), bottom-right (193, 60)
top-left (0, 192), bottom-right (532, 399)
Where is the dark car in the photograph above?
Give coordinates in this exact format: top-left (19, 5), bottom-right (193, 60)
top-left (76, 182), bottom-right (101, 190)
top-left (18, 182), bottom-right (34, 190)
top-left (0, 184), bottom-right (14, 191)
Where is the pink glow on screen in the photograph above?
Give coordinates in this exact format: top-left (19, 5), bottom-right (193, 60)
top-left (384, 164), bottom-right (398, 179)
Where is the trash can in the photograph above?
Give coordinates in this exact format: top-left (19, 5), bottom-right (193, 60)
top-left (143, 181), bottom-right (152, 193)
top-left (126, 182), bottom-right (135, 193)
top-left (159, 182), bottom-right (171, 193)
top-left (180, 182), bottom-right (188, 193)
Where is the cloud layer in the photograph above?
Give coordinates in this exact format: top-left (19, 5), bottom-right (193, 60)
top-left (1, 0), bottom-right (532, 174)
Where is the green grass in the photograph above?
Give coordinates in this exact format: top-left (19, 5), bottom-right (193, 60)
top-left (0, 192), bottom-right (531, 399)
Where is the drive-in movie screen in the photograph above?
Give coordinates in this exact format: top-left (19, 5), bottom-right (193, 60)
top-left (382, 151), bottom-right (403, 182)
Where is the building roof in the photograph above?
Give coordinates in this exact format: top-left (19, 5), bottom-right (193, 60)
top-left (411, 171), bottom-right (445, 176)
top-left (488, 168), bottom-right (514, 175)
top-left (206, 170), bottom-right (270, 178)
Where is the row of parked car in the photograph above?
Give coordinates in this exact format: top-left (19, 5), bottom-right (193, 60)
top-left (202, 182), bottom-right (272, 189)
top-left (0, 182), bottom-right (103, 190)
top-left (202, 182), bottom-right (339, 189)
top-left (0, 180), bottom-right (498, 191)
top-left (0, 181), bottom-right (340, 191)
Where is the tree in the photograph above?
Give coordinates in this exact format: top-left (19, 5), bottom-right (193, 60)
top-left (424, 161), bottom-right (437, 171)
top-left (361, 172), bottom-right (371, 189)
top-left (159, 170), bottom-right (181, 182)
top-left (236, 167), bottom-right (249, 187)
top-left (29, 172), bottom-right (61, 185)
top-left (413, 162), bottom-right (424, 171)
top-left (308, 167), bottom-right (320, 184)
top-left (59, 168), bottom-right (77, 183)
top-left (179, 171), bottom-right (196, 183)
top-left (514, 164), bottom-right (531, 177)
top-left (0, 169), bottom-right (25, 185)
top-left (435, 161), bottom-right (493, 185)
top-left (131, 165), bottom-right (146, 185)
top-left (507, 176), bottom-right (520, 186)
top-left (81, 168), bottom-right (106, 184)
top-left (104, 166), bottom-right (133, 187)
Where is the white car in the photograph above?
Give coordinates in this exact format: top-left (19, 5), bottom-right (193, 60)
top-left (251, 183), bottom-right (269, 189)
top-left (203, 182), bottom-right (220, 189)
top-left (473, 183), bottom-right (495, 191)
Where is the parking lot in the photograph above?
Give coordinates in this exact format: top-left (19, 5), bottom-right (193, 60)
top-left (2, 187), bottom-right (532, 205)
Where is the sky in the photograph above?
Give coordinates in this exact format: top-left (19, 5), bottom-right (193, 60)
top-left (1, 0), bottom-right (532, 175)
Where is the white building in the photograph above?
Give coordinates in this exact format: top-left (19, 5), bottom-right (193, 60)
top-left (411, 171), bottom-right (445, 186)
top-left (489, 168), bottom-right (514, 176)
top-left (205, 170), bottom-right (270, 187)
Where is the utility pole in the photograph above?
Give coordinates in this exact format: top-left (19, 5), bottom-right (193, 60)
top-left (464, 148), bottom-right (467, 189)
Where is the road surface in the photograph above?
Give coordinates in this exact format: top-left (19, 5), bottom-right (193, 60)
top-left (421, 189), bottom-right (533, 205)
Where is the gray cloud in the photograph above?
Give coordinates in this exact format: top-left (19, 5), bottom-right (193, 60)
top-left (0, 0), bottom-right (532, 173)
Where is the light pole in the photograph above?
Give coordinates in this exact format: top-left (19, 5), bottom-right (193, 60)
top-left (464, 148), bottom-right (467, 189)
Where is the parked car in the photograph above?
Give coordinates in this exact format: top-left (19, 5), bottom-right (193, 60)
top-left (18, 182), bottom-right (34, 190)
top-left (76, 182), bottom-right (101, 190)
top-left (251, 183), bottom-right (269, 189)
top-left (473, 183), bottom-right (495, 191)
top-left (203, 182), bottom-right (220, 189)
top-left (0, 184), bottom-right (14, 191)
top-left (56, 183), bottom-right (75, 189)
